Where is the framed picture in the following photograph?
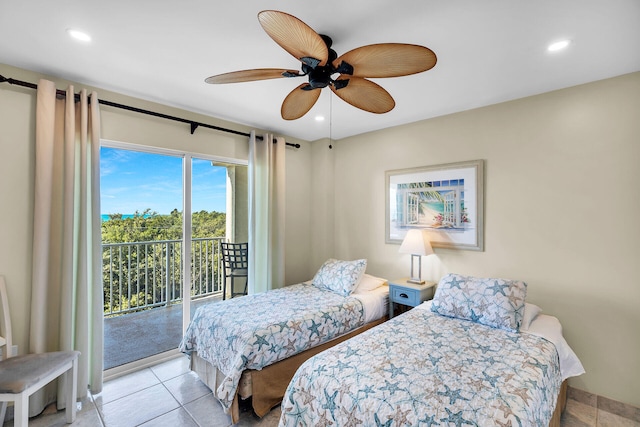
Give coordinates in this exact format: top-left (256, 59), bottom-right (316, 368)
top-left (385, 159), bottom-right (484, 251)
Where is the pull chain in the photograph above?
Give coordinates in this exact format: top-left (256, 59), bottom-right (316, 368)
top-left (329, 93), bottom-right (333, 149)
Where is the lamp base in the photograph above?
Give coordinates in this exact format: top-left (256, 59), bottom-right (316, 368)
top-left (407, 254), bottom-right (425, 285)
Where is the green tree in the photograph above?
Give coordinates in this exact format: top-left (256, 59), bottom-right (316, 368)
top-left (102, 209), bottom-right (226, 315)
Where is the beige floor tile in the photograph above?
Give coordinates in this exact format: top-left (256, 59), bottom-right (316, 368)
top-left (93, 368), bottom-right (160, 406)
top-left (138, 407), bottom-right (199, 427)
top-left (183, 393), bottom-right (233, 427)
top-left (561, 399), bottom-right (597, 427)
top-left (149, 355), bottom-right (191, 382)
top-left (598, 395), bottom-right (640, 423)
top-left (597, 410), bottom-right (640, 427)
top-left (98, 383), bottom-right (179, 427)
top-left (163, 371), bottom-right (212, 405)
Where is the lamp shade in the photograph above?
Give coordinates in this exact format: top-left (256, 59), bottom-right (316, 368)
top-left (399, 229), bottom-right (434, 256)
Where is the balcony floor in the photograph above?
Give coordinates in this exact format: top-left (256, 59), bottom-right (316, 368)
top-left (104, 295), bottom-right (222, 370)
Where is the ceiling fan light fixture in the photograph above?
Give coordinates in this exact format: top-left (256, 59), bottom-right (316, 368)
top-left (315, 115), bottom-right (325, 122)
top-left (547, 39), bottom-right (571, 52)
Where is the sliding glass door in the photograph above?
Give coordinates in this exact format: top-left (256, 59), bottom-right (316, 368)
top-left (100, 143), bottom-right (246, 370)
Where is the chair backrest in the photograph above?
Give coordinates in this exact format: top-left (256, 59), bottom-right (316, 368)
top-left (221, 242), bottom-right (248, 271)
top-left (0, 275), bottom-right (13, 360)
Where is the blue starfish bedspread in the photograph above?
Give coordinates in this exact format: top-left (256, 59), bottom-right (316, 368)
top-left (179, 283), bottom-right (365, 411)
top-left (280, 307), bottom-right (561, 427)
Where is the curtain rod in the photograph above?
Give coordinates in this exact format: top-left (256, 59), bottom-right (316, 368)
top-left (0, 74), bottom-right (301, 149)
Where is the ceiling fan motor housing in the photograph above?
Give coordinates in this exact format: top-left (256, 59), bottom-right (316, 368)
top-left (304, 41), bottom-right (351, 90)
top-left (307, 65), bottom-right (333, 89)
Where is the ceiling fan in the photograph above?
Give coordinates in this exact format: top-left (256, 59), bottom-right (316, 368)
top-left (205, 10), bottom-right (437, 120)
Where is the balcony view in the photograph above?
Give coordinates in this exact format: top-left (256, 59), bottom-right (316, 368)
top-left (101, 146), bottom-right (248, 370)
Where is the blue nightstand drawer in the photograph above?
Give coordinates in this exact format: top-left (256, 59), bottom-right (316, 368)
top-left (388, 279), bottom-right (436, 318)
top-left (391, 287), bottom-right (421, 306)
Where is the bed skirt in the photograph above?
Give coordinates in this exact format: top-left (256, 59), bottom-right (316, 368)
top-left (190, 316), bottom-right (387, 424)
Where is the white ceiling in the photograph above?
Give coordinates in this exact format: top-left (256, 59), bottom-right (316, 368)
top-left (1, 0), bottom-right (639, 141)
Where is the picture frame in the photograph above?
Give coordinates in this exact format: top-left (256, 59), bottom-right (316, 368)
top-left (385, 159), bottom-right (485, 251)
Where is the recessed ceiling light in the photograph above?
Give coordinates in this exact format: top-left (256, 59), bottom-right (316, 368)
top-left (66, 28), bottom-right (91, 42)
top-left (547, 40), bottom-right (570, 52)
top-left (315, 115), bottom-right (325, 122)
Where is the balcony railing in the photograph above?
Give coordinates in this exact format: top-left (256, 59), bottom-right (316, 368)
top-left (102, 237), bottom-right (224, 316)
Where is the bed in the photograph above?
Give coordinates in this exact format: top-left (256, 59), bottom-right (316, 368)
top-left (279, 274), bottom-right (584, 427)
top-left (179, 258), bottom-right (389, 423)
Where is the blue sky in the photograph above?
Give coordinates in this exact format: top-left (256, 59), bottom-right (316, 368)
top-left (100, 147), bottom-right (227, 215)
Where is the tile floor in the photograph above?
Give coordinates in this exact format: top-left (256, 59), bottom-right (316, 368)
top-left (3, 355), bottom-right (639, 427)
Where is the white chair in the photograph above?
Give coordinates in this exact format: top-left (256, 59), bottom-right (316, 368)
top-left (0, 275), bottom-right (80, 426)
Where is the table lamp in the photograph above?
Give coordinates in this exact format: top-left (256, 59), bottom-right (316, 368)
top-left (399, 229), bottom-right (434, 284)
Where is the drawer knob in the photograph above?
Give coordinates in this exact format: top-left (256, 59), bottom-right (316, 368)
top-left (399, 293), bottom-right (408, 298)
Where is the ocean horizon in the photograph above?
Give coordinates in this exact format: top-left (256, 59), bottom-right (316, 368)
top-left (101, 213), bottom-right (153, 222)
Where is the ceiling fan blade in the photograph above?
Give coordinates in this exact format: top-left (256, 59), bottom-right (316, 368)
top-left (281, 83), bottom-right (321, 120)
top-left (205, 68), bottom-right (302, 84)
top-left (258, 10), bottom-right (328, 68)
top-left (331, 76), bottom-right (395, 114)
top-left (334, 43), bottom-right (437, 78)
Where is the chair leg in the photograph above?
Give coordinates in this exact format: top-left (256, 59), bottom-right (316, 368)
top-left (14, 393), bottom-right (28, 427)
top-left (64, 359), bottom-right (78, 423)
top-left (222, 276), bottom-right (227, 301)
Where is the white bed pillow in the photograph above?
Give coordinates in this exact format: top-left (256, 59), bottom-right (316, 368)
top-left (520, 303), bottom-right (542, 331)
top-left (312, 258), bottom-right (367, 296)
top-left (353, 274), bottom-right (388, 294)
top-left (524, 313), bottom-right (586, 380)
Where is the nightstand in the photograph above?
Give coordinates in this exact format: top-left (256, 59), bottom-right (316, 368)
top-left (388, 278), bottom-right (436, 318)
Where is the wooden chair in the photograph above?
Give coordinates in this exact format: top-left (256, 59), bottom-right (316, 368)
top-left (0, 276), bottom-right (80, 426)
top-left (220, 242), bottom-right (248, 300)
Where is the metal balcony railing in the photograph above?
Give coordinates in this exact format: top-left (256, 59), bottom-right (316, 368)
top-left (102, 237), bottom-right (224, 316)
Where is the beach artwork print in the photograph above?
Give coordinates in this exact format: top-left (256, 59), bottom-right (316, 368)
top-left (385, 160), bottom-right (484, 251)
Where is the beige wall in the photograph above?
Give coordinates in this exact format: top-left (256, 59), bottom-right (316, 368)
top-left (322, 72), bottom-right (640, 407)
top-left (0, 66), bottom-right (35, 360)
top-left (0, 63), bottom-right (313, 359)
